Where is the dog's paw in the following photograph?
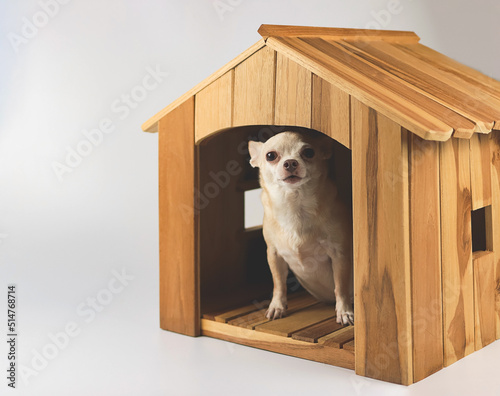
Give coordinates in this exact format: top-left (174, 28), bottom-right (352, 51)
top-left (335, 300), bottom-right (354, 325)
top-left (266, 298), bottom-right (287, 320)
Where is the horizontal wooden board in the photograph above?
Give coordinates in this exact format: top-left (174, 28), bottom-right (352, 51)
top-left (318, 326), bottom-right (355, 348)
top-left (201, 319), bottom-right (355, 370)
top-left (258, 24), bottom-right (420, 43)
top-left (255, 303), bottom-right (336, 337)
top-left (291, 318), bottom-right (345, 342)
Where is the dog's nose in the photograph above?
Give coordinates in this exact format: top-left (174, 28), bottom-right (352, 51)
top-left (283, 159), bottom-right (298, 171)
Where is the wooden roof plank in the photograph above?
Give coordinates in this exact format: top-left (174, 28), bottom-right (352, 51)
top-left (266, 36), bottom-right (459, 140)
top-left (258, 24), bottom-right (420, 43)
top-left (394, 43), bottom-right (500, 101)
top-left (141, 39), bottom-right (266, 133)
top-left (337, 40), bottom-right (498, 133)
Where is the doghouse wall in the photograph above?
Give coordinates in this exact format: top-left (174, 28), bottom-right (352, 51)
top-left (352, 97), bottom-right (500, 385)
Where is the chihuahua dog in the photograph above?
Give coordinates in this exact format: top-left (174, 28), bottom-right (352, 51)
top-left (248, 131), bottom-right (354, 325)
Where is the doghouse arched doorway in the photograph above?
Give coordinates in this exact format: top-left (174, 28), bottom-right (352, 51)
top-left (197, 125), bottom-right (352, 317)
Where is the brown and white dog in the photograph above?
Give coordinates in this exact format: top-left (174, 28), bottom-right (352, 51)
top-left (248, 131), bottom-right (354, 325)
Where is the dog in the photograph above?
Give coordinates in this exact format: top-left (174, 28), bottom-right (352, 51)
top-left (248, 131), bottom-right (354, 325)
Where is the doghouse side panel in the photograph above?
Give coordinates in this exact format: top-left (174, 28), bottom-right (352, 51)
top-left (275, 52), bottom-right (312, 128)
top-left (233, 47), bottom-right (276, 126)
top-left (352, 99), bottom-right (413, 385)
top-left (440, 138), bottom-right (474, 366)
top-left (408, 134), bottom-right (444, 382)
top-left (489, 131), bottom-right (500, 339)
top-left (473, 251), bottom-right (496, 350)
top-left (195, 70), bottom-right (234, 142)
top-left (158, 97), bottom-right (199, 336)
top-left (312, 75), bottom-right (350, 149)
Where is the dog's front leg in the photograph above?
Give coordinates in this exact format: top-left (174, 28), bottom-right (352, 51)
top-left (266, 246), bottom-right (289, 320)
top-left (323, 243), bottom-right (354, 325)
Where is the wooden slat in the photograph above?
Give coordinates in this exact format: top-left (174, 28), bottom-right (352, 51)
top-left (440, 138), bottom-right (474, 365)
top-left (142, 39), bottom-right (266, 132)
top-left (266, 36), bottom-right (455, 141)
top-left (233, 46), bottom-right (276, 126)
top-left (214, 299), bottom-right (264, 323)
top-left (395, 43), bottom-right (500, 102)
top-left (470, 134), bottom-right (493, 210)
top-left (338, 40), bottom-right (499, 134)
top-left (351, 98), bottom-right (413, 385)
top-left (228, 293), bottom-right (318, 329)
top-left (474, 251), bottom-right (496, 350)
top-left (312, 75), bottom-right (351, 148)
top-left (318, 326), bottom-right (355, 348)
top-left (343, 339), bottom-right (355, 352)
top-left (258, 24), bottom-right (420, 43)
top-left (158, 97), bottom-right (199, 336)
top-left (201, 319), bottom-right (355, 370)
top-left (195, 70), bottom-right (233, 142)
top-left (275, 52), bottom-right (312, 127)
top-left (489, 131), bottom-right (500, 339)
top-left (291, 318), bottom-right (345, 342)
top-left (409, 134), bottom-right (444, 382)
top-left (255, 303), bottom-right (335, 337)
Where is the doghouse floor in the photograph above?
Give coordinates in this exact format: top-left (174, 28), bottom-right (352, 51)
top-left (201, 292), bottom-right (355, 370)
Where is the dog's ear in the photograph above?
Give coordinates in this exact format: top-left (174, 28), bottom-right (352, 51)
top-left (248, 141), bottom-right (263, 168)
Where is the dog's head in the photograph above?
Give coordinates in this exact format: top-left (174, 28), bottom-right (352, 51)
top-left (248, 131), bottom-right (333, 189)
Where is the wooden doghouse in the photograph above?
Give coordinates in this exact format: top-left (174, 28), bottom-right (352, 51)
top-left (142, 25), bottom-right (500, 385)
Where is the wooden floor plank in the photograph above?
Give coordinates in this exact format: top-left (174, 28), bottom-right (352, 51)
top-left (343, 340), bottom-right (355, 352)
top-left (319, 326), bottom-right (355, 348)
top-left (291, 318), bottom-right (345, 342)
top-left (255, 303), bottom-right (336, 337)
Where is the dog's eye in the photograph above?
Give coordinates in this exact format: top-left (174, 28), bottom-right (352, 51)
top-left (302, 148), bottom-right (315, 159)
top-left (266, 151), bottom-right (278, 162)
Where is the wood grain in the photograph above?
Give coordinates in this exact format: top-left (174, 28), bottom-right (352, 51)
top-left (351, 98), bottom-right (413, 385)
top-left (409, 134), bottom-right (444, 382)
top-left (195, 70), bottom-right (234, 142)
top-left (319, 326), bottom-right (355, 348)
top-left (338, 40), bottom-right (499, 134)
top-left (158, 97), bottom-right (199, 336)
top-left (142, 39), bottom-right (266, 132)
top-left (470, 133), bottom-right (492, 210)
top-left (258, 24), bottom-right (420, 43)
top-left (233, 46), bottom-right (276, 126)
top-left (312, 74), bottom-right (351, 148)
top-left (291, 318), bottom-right (345, 342)
top-left (201, 319), bottom-right (355, 370)
top-left (474, 251), bottom-right (496, 350)
top-left (266, 36), bottom-right (454, 141)
top-left (489, 131), bottom-right (500, 339)
top-left (255, 303), bottom-right (335, 337)
top-left (274, 52), bottom-right (312, 127)
top-left (439, 138), bottom-right (474, 365)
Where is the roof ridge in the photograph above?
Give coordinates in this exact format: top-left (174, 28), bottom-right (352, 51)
top-left (258, 24), bottom-right (420, 44)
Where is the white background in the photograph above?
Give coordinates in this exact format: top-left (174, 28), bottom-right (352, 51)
top-left (1, 0), bottom-right (500, 395)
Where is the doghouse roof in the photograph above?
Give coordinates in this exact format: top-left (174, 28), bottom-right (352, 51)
top-left (142, 24), bottom-right (500, 141)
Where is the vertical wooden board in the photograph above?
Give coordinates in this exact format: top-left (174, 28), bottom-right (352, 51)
top-left (474, 252), bottom-right (496, 350)
top-left (352, 98), bottom-right (413, 385)
top-left (489, 131), bottom-right (500, 339)
top-left (195, 70), bottom-right (234, 142)
top-left (439, 138), bottom-right (474, 365)
top-left (409, 134), bottom-right (444, 382)
top-left (274, 52), bottom-right (312, 127)
top-left (312, 75), bottom-right (351, 148)
top-left (233, 47), bottom-right (276, 126)
top-left (470, 133), bottom-right (492, 210)
top-left (158, 97), bottom-right (199, 336)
